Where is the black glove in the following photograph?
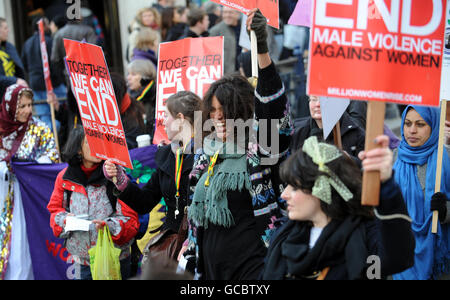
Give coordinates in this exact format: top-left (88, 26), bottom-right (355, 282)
top-left (249, 9), bottom-right (268, 54)
top-left (431, 192), bottom-right (448, 223)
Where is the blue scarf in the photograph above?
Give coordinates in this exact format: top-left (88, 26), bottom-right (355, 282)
top-left (393, 105), bottom-right (450, 280)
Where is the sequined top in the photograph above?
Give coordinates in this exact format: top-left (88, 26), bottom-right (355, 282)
top-left (13, 117), bottom-right (59, 163)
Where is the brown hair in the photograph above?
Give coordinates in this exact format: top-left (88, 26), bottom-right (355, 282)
top-left (19, 89), bottom-right (34, 100)
top-left (166, 91), bottom-right (201, 126)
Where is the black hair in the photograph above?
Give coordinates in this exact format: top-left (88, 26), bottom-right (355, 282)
top-left (201, 73), bottom-right (255, 141)
top-left (280, 147), bottom-right (374, 221)
top-left (52, 14), bottom-right (68, 29)
top-left (61, 126), bottom-right (85, 166)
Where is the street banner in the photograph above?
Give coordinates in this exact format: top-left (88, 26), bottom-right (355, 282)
top-left (211, 0), bottom-right (280, 29)
top-left (12, 145), bottom-right (161, 280)
top-left (64, 39), bottom-right (132, 169)
top-left (13, 162), bottom-right (71, 280)
top-left (154, 36), bottom-right (224, 144)
top-left (308, 0), bottom-right (447, 107)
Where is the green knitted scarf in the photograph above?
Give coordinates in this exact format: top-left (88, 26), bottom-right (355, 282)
top-left (189, 139), bottom-right (251, 229)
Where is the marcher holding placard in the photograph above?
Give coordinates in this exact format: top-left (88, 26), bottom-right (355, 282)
top-left (103, 91), bottom-right (201, 268)
top-left (185, 9), bottom-right (292, 280)
top-left (47, 126), bottom-right (139, 280)
top-left (392, 105), bottom-right (450, 280)
top-left (262, 135), bottom-right (415, 280)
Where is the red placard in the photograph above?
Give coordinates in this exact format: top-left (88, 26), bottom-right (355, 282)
top-left (211, 0), bottom-right (280, 29)
top-left (308, 0), bottom-right (447, 107)
top-left (153, 36), bottom-right (224, 145)
top-left (64, 39), bottom-right (132, 169)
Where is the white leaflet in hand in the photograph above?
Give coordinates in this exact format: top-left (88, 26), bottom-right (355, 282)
top-left (65, 216), bottom-right (92, 232)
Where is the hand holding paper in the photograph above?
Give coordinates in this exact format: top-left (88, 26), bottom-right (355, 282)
top-left (65, 216), bottom-right (92, 232)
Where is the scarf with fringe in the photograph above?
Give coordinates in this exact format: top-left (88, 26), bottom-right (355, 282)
top-left (189, 139), bottom-right (251, 229)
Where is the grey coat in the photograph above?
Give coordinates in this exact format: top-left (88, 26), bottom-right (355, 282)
top-left (209, 21), bottom-right (238, 75)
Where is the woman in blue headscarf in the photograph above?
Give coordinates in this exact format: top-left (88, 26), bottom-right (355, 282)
top-left (393, 105), bottom-right (450, 280)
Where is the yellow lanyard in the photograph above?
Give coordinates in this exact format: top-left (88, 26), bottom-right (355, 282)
top-left (204, 150), bottom-right (220, 187)
top-left (174, 144), bottom-right (188, 218)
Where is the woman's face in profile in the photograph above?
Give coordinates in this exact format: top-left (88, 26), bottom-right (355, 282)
top-left (403, 109), bottom-right (431, 147)
top-left (16, 95), bottom-right (33, 123)
top-left (127, 71), bottom-right (142, 91)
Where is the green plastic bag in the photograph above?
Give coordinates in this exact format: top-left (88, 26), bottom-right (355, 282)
top-left (88, 225), bottom-right (122, 280)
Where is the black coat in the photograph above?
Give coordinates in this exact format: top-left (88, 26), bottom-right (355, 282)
top-left (117, 144), bottom-right (194, 233)
top-left (291, 112), bottom-right (365, 158)
top-left (261, 177), bottom-right (416, 280)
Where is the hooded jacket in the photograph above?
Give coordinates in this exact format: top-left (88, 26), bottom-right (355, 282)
top-left (48, 162), bottom-right (139, 265)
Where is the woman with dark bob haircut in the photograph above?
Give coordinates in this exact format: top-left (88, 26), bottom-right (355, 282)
top-left (47, 126), bottom-right (139, 280)
top-left (261, 135), bottom-right (416, 280)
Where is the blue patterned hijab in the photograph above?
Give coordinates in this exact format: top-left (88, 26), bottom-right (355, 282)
top-left (393, 105), bottom-right (450, 279)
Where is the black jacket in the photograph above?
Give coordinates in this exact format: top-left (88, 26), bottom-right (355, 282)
top-left (165, 23), bottom-right (188, 42)
top-left (291, 112), bottom-right (365, 158)
top-left (262, 177), bottom-right (415, 280)
top-left (180, 28), bottom-right (209, 39)
top-left (21, 32), bottom-right (64, 91)
top-left (117, 144), bottom-right (194, 233)
top-left (0, 41), bottom-right (25, 99)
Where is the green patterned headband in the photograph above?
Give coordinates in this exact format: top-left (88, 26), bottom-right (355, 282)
top-left (302, 136), bottom-right (354, 205)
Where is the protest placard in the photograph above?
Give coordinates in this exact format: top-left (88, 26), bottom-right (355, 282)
top-left (64, 39), bottom-right (132, 169)
top-left (153, 36), bottom-right (224, 144)
top-left (308, 0), bottom-right (447, 107)
top-left (211, 0), bottom-right (280, 29)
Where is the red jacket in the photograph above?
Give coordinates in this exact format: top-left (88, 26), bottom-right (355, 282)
top-left (48, 164), bottom-right (139, 265)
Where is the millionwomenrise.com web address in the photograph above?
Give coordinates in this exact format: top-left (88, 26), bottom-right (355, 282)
top-left (327, 87), bottom-right (423, 103)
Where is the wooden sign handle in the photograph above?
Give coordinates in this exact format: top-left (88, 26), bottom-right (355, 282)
top-left (333, 122), bottom-right (343, 150)
top-left (432, 100), bottom-right (448, 233)
top-left (49, 101), bottom-right (60, 162)
top-left (361, 101), bottom-right (386, 206)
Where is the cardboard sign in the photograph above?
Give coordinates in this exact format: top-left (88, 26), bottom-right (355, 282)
top-left (211, 0), bottom-right (280, 29)
top-left (308, 0), bottom-right (447, 107)
top-left (154, 36), bottom-right (224, 144)
top-left (64, 39), bottom-right (132, 169)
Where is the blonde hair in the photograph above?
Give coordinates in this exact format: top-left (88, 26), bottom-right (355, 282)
top-left (135, 27), bottom-right (160, 51)
top-left (136, 7), bottom-right (161, 28)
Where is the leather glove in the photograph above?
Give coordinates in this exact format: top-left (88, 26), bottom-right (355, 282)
top-left (431, 192), bottom-right (448, 223)
top-left (249, 9), bottom-right (268, 54)
top-left (103, 162), bottom-right (129, 192)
